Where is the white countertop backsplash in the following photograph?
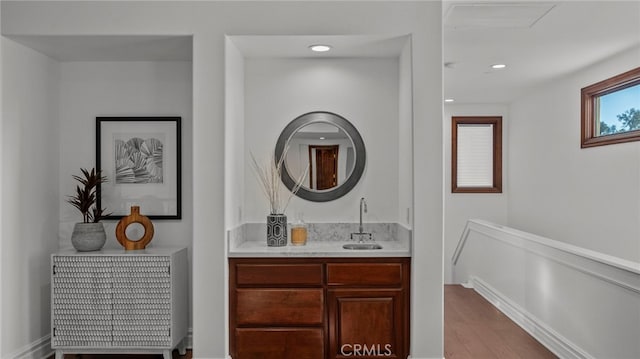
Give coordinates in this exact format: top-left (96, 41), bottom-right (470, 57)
top-left (228, 222), bottom-right (411, 258)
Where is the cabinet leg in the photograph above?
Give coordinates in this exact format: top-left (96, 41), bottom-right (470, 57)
top-left (55, 350), bottom-right (64, 359)
top-left (163, 350), bottom-right (172, 359)
top-left (178, 338), bottom-right (187, 355)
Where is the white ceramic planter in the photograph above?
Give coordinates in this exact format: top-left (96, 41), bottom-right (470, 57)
top-left (71, 222), bottom-right (106, 251)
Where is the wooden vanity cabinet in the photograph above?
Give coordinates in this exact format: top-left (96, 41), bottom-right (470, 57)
top-left (229, 260), bottom-right (325, 359)
top-left (229, 258), bottom-right (410, 359)
top-left (327, 261), bottom-right (410, 359)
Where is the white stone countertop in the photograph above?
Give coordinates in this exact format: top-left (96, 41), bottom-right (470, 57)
top-left (228, 222), bottom-right (412, 258)
top-left (228, 239), bottom-right (411, 258)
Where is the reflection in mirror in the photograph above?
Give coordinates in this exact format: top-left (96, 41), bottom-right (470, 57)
top-left (276, 111), bottom-right (366, 202)
top-left (285, 122), bottom-right (355, 191)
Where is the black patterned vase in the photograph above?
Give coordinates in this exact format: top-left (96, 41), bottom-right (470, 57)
top-left (267, 214), bottom-right (287, 247)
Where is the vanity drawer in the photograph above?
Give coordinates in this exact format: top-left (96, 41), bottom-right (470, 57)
top-left (327, 262), bottom-right (404, 286)
top-left (236, 288), bottom-right (324, 326)
top-left (234, 263), bottom-right (323, 286)
top-left (235, 328), bottom-right (324, 359)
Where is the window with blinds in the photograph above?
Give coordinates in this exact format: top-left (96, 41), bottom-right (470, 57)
top-left (452, 116), bottom-right (502, 193)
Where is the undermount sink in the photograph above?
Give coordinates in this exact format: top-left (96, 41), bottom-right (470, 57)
top-left (342, 243), bottom-right (383, 250)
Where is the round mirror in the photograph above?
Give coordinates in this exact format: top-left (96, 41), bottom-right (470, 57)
top-left (275, 111), bottom-right (366, 202)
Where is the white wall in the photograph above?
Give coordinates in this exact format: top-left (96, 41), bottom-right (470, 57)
top-left (444, 103), bottom-right (509, 283)
top-left (2, 2), bottom-right (443, 358)
top-left (508, 46), bottom-right (640, 262)
top-left (398, 40), bottom-right (413, 228)
top-left (244, 58), bottom-right (400, 223)
top-left (225, 39), bottom-right (245, 230)
top-left (1, 38), bottom-right (60, 357)
top-left (58, 61), bottom-right (193, 250)
top-left (411, 21), bottom-right (444, 356)
top-left (0, 5), bottom-right (4, 356)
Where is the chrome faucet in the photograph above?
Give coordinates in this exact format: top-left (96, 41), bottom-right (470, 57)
top-left (359, 197), bottom-right (367, 233)
top-left (351, 197), bottom-right (372, 243)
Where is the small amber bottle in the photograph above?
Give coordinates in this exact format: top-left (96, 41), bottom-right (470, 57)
top-left (290, 213), bottom-right (307, 246)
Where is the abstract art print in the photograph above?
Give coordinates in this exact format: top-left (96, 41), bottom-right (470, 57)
top-left (97, 117), bottom-right (181, 219)
top-left (114, 135), bottom-right (165, 184)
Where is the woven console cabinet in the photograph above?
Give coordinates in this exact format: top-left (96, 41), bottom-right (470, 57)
top-left (51, 247), bottom-right (188, 359)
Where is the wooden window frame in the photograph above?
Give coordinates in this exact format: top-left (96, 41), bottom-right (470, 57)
top-left (581, 67), bottom-right (640, 148)
top-left (451, 116), bottom-right (502, 193)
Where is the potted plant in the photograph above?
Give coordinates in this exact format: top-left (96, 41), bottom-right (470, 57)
top-left (67, 168), bottom-right (110, 251)
top-left (250, 146), bottom-right (307, 247)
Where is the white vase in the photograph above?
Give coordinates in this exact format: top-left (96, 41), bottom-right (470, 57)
top-left (71, 222), bottom-right (106, 251)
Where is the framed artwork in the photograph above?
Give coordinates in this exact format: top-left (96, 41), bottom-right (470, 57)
top-left (96, 116), bottom-right (181, 220)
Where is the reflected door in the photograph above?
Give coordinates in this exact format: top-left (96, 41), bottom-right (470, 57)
top-left (309, 145), bottom-right (338, 190)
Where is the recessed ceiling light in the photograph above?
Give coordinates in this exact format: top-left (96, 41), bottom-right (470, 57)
top-left (445, 98), bottom-right (455, 103)
top-left (319, 137), bottom-right (326, 140)
top-left (309, 44), bottom-right (332, 52)
top-left (491, 64), bottom-right (507, 69)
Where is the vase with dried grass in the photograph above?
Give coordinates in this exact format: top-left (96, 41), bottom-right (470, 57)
top-left (250, 147), bottom-right (307, 247)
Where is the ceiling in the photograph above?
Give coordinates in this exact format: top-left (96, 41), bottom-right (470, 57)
top-left (443, 0), bottom-right (640, 104)
top-left (5, 1), bottom-right (638, 106)
top-left (230, 35), bottom-right (409, 58)
top-left (6, 35), bottom-right (193, 61)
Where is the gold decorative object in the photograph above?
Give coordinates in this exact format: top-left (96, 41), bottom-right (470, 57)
top-left (116, 206), bottom-right (154, 250)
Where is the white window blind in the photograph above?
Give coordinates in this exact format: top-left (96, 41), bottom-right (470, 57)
top-left (456, 124), bottom-right (494, 187)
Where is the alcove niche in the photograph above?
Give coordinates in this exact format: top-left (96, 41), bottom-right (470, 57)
top-left (2, 33), bottom-right (194, 337)
top-left (5, 34), bottom-right (193, 248)
top-left (224, 35), bottom-right (414, 231)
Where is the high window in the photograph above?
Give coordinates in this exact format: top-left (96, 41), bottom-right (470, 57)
top-left (581, 67), bottom-right (640, 148)
top-left (451, 116), bottom-right (502, 193)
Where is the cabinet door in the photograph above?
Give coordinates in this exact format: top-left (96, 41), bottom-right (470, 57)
top-left (52, 256), bottom-right (113, 347)
top-left (112, 256), bottom-right (172, 347)
top-left (328, 289), bottom-right (405, 359)
top-left (235, 328), bottom-right (324, 359)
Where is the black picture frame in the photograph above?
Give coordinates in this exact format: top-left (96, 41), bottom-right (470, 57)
top-left (96, 116), bottom-right (182, 220)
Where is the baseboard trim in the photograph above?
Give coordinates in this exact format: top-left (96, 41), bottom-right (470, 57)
top-left (7, 334), bottom-right (53, 359)
top-left (185, 327), bottom-right (194, 349)
top-left (9, 328), bottom-right (194, 359)
top-left (470, 276), bottom-right (594, 359)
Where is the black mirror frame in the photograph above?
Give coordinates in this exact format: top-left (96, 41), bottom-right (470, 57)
top-left (275, 111), bottom-right (366, 202)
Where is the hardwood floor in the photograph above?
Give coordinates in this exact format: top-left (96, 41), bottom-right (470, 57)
top-left (50, 286), bottom-right (555, 359)
top-left (445, 285), bottom-right (557, 359)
